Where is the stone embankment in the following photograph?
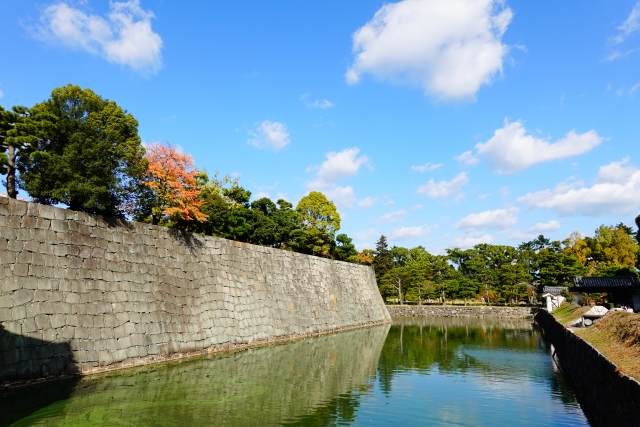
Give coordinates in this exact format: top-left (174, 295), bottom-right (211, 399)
top-left (536, 309), bottom-right (640, 427)
top-left (387, 305), bottom-right (537, 318)
top-left (0, 197), bottom-right (390, 386)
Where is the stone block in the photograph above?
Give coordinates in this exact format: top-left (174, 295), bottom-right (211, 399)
top-left (67, 315), bottom-right (81, 327)
top-left (0, 295), bottom-right (13, 308)
top-left (18, 345), bottom-right (38, 361)
top-left (124, 322), bottom-right (136, 335)
top-left (113, 349), bottom-right (128, 363)
top-left (59, 326), bottom-right (75, 340)
top-left (0, 307), bottom-right (12, 322)
top-left (98, 350), bottom-right (114, 366)
top-left (113, 325), bottom-right (126, 339)
top-left (86, 350), bottom-right (99, 363)
top-left (39, 302), bottom-right (56, 314)
top-left (74, 327), bottom-right (89, 339)
top-left (16, 360), bottom-right (34, 379)
top-left (49, 313), bottom-right (67, 329)
top-left (12, 262), bottom-right (29, 277)
top-left (74, 350), bottom-right (89, 363)
top-left (33, 314), bottom-right (51, 329)
top-left (12, 289), bottom-right (34, 307)
top-left (65, 293), bottom-right (81, 304)
top-left (4, 349), bottom-right (20, 364)
top-left (51, 220), bottom-right (69, 233)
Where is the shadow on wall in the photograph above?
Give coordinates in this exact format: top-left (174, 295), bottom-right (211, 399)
top-left (168, 228), bottom-right (206, 253)
top-left (0, 324), bottom-right (77, 381)
top-left (0, 324), bottom-right (80, 424)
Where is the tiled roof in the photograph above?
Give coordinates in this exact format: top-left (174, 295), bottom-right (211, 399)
top-left (573, 276), bottom-right (640, 288)
top-left (543, 286), bottom-right (568, 295)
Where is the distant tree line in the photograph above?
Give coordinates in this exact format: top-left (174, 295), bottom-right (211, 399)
top-left (371, 223), bottom-right (640, 305)
top-left (0, 85), bottom-right (362, 263)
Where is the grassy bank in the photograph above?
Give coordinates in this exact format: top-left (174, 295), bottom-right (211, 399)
top-left (550, 304), bottom-right (590, 325)
top-left (552, 304), bottom-right (640, 381)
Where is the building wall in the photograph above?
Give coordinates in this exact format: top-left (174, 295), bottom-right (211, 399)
top-left (0, 197), bottom-right (390, 383)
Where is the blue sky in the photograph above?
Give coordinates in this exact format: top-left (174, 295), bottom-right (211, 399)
top-left (2, 0), bottom-right (640, 253)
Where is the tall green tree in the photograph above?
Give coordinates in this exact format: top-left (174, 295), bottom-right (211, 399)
top-left (250, 198), bottom-right (300, 248)
top-left (0, 106), bottom-right (48, 198)
top-left (290, 191), bottom-right (340, 257)
top-left (373, 235), bottom-right (394, 284)
top-left (334, 233), bottom-right (358, 262)
top-left (589, 224), bottom-right (639, 270)
top-left (0, 106), bottom-right (12, 195)
top-left (18, 85), bottom-right (145, 217)
top-left (539, 251), bottom-right (588, 289)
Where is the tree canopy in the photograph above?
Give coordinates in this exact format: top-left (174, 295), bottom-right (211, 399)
top-left (18, 84), bottom-right (145, 217)
top-left (290, 191), bottom-right (341, 257)
top-left (135, 142), bottom-right (207, 226)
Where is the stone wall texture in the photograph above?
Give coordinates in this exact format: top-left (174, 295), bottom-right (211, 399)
top-left (387, 305), bottom-right (537, 318)
top-left (536, 310), bottom-right (640, 427)
top-left (0, 197), bottom-right (390, 384)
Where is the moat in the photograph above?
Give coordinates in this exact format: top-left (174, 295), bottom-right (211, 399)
top-left (1, 317), bottom-right (589, 426)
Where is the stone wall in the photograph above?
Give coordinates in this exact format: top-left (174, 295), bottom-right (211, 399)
top-left (0, 197), bottom-right (390, 384)
top-left (387, 305), bottom-right (537, 318)
top-left (536, 309), bottom-right (640, 427)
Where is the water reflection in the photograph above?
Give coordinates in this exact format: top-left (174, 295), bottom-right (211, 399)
top-left (1, 325), bottom-right (389, 427)
top-left (1, 318), bottom-right (590, 427)
top-left (368, 317), bottom-right (589, 427)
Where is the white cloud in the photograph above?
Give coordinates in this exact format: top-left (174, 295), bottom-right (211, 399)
top-left (594, 157), bottom-right (636, 184)
top-left (378, 210), bottom-right (408, 223)
top-left (323, 186), bottom-right (357, 209)
top-left (517, 159), bottom-right (640, 216)
top-left (353, 228), bottom-right (377, 241)
top-left (358, 196), bottom-right (377, 208)
top-left (304, 149), bottom-right (370, 209)
top-left (346, 0), bottom-right (513, 100)
top-left (34, 0), bottom-right (163, 74)
top-left (0, 89), bottom-right (3, 99)
top-left (474, 120), bottom-right (602, 174)
top-left (388, 225), bottom-right (431, 241)
top-left (412, 204), bottom-right (423, 211)
top-left (605, 4), bottom-right (640, 61)
top-left (307, 147), bottom-right (370, 188)
top-left (411, 162), bottom-right (442, 172)
top-left (450, 231), bottom-right (494, 248)
top-left (611, 3), bottom-right (640, 45)
top-left (417, 172), bottom-right (468, 198)
top-left (454, 151), bottom-right (479, 166)
top-left (455, 207), bottom-right (518, 229)
top-left (301, 93), bottom-right (334, 109)
top-left (253, 191), bottom-right (270, 200)
top-left (248, 120), bottom-right (291, 150)
top-left (507, 220), bottom-right (561, 241)
top-left (529, 220), bottom-right (561, 233)
top-left (355, 242), bottom-right (375, 251)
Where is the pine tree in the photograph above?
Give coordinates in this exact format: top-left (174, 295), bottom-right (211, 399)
top-left (373, 235), bottom-right (394, 284)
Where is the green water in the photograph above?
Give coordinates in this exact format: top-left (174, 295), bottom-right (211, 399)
top-left (1, 317), bottom-right (589, 426)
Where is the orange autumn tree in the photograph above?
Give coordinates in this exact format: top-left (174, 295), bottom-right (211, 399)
top-left (138, 142), bottom-right (207, 226)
